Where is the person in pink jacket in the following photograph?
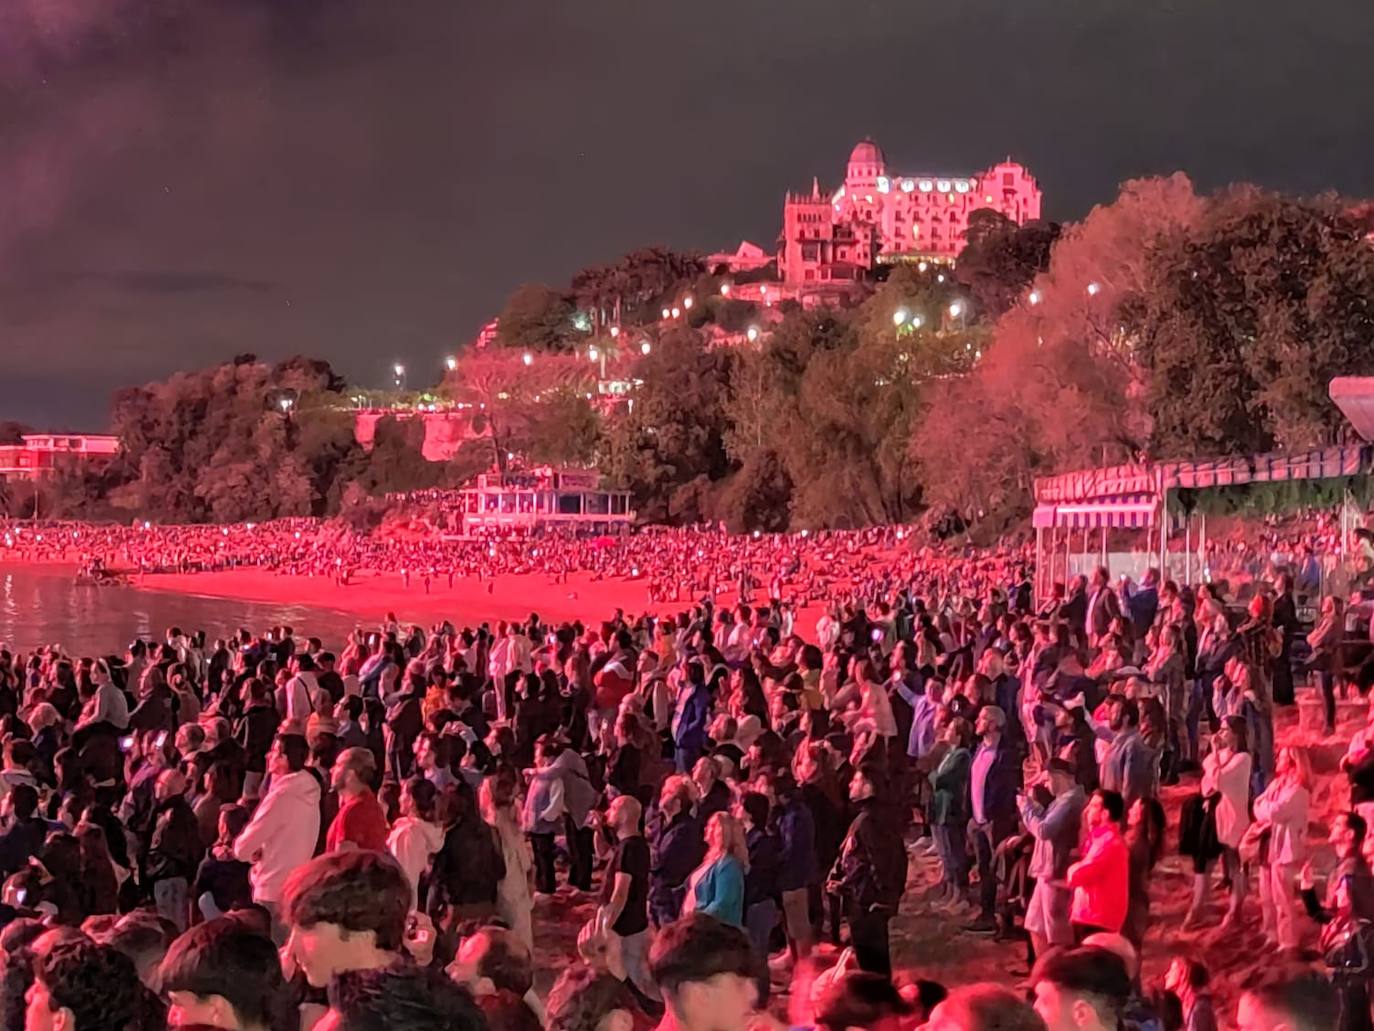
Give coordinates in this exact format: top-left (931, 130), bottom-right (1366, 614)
top-left (1066, 789), bottom-right (1130, 938)
top-left (1253, 745), bottom-right (1312, 952)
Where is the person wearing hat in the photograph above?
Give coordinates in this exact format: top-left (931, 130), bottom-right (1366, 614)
top-left (1018, 758), bottom-right (1086, 961)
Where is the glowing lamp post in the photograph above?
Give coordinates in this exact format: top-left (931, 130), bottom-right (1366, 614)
top-left (392, 363), bottom-right (406, 390)
top-left (445, 356), bottom-right (457, 372)
top-left (1087, 282), bottom-right (1101, 296)
top-left (746, 326), bottom-right (760, 343)
top-left (720, 283), bottom-right (732, 297)
top-left (588, 345), bottom-right (607, 379)
top-left (640, 340), bottom-right (652, 356)
top-left (893, 307), bottom-right (909, 328)
top-left (1028, 290), bottom-right (1041, 306)
top-left (522, 353), bottom-right (533, 366)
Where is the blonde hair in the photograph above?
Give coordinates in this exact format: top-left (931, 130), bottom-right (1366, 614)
top-left (705, 811), bottom-right (749, 872)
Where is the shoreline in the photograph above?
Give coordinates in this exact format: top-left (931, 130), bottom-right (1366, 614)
top-left (1, 556), bottom-right (821, 634)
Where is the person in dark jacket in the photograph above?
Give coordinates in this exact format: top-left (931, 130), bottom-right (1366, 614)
top-left (429, 778), bottom-right (506, 953)
top-left (826, 771), bottom-right (907, 975)
top-left (764, 772), bottom-right (819, 960)
top-left (144, 769), bottom-right (205, 931)
top-left (0, 783), bottom-right (48, 876)
top-left (235, 680), bottom-right (280, 800)
top-left (671, 664), bottom-right (712, 775)
top-left (965, 705), bottom-right (1022, 934)
top-left (739, 791), bottom-right (782, 1004)
top-left (1272, 573), bottom-right (1301, 706)
top-left (647, 774), bottom-right (703, 927)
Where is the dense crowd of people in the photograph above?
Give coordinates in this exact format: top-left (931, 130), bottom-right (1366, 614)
top-left (0, 521), bottom-right (1369, 1029)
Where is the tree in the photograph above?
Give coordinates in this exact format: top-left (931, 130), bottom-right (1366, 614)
top-left (955, 214), bottom-right (1061, 320)
top-left (444, 349), bottom-right (594, 472)
top-left (1133, 189), bottom-right (1374, 457)
top-left (600, 329), bottom-right (733, 523)
top-left (494, 284), bottom-right (578, 352)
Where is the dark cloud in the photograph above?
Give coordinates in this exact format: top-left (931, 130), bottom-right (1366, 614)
top-left (89, 270), bottom-right (280, 296)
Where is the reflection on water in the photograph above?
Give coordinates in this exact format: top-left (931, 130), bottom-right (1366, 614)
top-left (0, 568), bottom-right (359, 654)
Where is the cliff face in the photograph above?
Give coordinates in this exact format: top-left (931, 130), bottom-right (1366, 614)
top-left (353, 411), bottom-right (479, 461)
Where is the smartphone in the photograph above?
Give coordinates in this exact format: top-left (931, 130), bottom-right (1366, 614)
top-left (155, 730), bottom-right (168, 749)
top-left (119, 736), bottom-right (135, 752)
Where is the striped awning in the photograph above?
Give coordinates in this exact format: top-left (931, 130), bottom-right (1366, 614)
top-left (1033, 493), bottom-right (1159, 529)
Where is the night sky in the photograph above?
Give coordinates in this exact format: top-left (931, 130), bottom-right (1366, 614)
top-left (4, 0), bottom-right (1374, 429)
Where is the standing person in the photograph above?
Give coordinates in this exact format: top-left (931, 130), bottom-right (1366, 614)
top-left (429, 778), bottom-right (506, 935)
top-left (1254, 745), bottom-right (1312, 953)
top-left (1307, 594), bottom-right (1344, 735)
top-left (232, 733), bottom-right (321, 939)
top-left (683, 812), bottom-right (748, 928)
top-left (672, 663), bottom-right (712, 775)
top-left (1066, 789), bottom-right (1130, 939)
top-left (648, 775), bottom-right (704, 928)
top-left (827, 770), bottom-right (907, 975)
top-left (1123, 796), bottom-right (1166, 948)
top-left (1098, 697), bottom-right (1155, 808)
top-left (386, 777), bottom-right (445, 910)
top-left (1017, 758), bottom-right (1086, 960)
top-left (1187, 717), bottom-right (1252, 930)
top-left (928, 717), bottom-right (972, 906)
top-left (737, 792), bottom-right (781, 1005)
top-left (480, 766), bottom-right (534, 949)
top-left (1272, 572), bottom-right (1300, 707)
top-left (1085, 567), bottom-right (1122, 651)
top-left (522, 736), bottom-right (565, 896)
top-left (964, 706), bottom-right (1020, 935)
top-left (596, 794), bottom-right (657, 1002)
top-left (326, 747), bottom-right (388, 853)
top-left (763, 772), bottom-right (818, 963)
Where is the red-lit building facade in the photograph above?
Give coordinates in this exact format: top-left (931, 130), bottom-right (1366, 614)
top-left (0, 434), bottom-right (120, 481)
top-left (778, 139), bottom-right (1042, 285)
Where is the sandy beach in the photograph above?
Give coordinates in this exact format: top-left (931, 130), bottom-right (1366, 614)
top-left (0, 555), bottom-right (823, 634)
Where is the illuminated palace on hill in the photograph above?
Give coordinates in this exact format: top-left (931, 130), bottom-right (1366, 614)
top-left (776, 139), bottom-right (1042, 286)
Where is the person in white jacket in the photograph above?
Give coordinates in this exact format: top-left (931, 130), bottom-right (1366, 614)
top-left (234, 733), bottom-right (321, 938)
top-left (1253, 744), bottom-right (1312, 951)
top-left (387, 777), bottom-right (445, 910)
top-left (1186, 716), bottom-right (1253, 930)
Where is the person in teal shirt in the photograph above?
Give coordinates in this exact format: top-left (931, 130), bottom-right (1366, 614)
top-left (684, 812), bottom-right (748, 927)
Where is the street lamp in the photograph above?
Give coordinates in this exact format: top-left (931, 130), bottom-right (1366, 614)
top-left (683, 296), bottom-right (693, 310)
top-left (392, 363), bottom-right (406, 390)
top-left (661, 307), bottom-right (671, 320)
top-left (1087, 281), bottom-right (1101, 296)
top-left (588, 346), bottom-right (606, 378)
top-left (948, 302), bottom-right (964, 318)
top-left (671, 307), bottom-right (681, 319)
top-left (746, 326), bottom-right (760, 343)
top-left (893, 307), bottom-right (909, 327)
top-left (640, 340), bottom-right (652, 355)
top-left (1028, 290), bottom-right (1041, 306)
top-left (720, 283), bottom-right (732, 296)
top-left (445, 356), bottom-right (457, 371)
top-left (278, 397), bottom-right (294, 414)
top-left (609, 326), bottom-right (620, 338)
top-left (522, 353), bottom-right (533, 366)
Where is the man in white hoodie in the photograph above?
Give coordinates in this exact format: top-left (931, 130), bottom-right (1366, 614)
top-left (234, 733), bottom-right (321, 941)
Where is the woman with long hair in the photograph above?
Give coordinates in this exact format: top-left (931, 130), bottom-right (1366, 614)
top-left (1123, 796), bottom-right (1167, 948)
top-left (683, 811), bottom-right (748, 927)
top-left (480, 766), bottom-right (534, 948)
top-left (1254, 745), bottom-right (1312, 952)
top-left (1186, 717), bottom-right (1252, 930)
